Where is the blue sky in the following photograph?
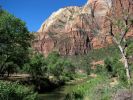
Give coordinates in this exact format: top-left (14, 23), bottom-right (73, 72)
top-left (0, 0), bottom-right (87, 32)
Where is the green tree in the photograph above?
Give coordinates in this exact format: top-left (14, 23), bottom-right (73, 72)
top-left (46, 51), bottom-right (75, 81)
top-left (46, 51), bottom-right (61, 76)
top-left (0, 9), bottom-right (33, 76)
top-left (23, 53), bottom-right (47, 79)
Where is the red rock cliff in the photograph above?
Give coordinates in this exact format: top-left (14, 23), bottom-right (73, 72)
top-left (33, 0), bottom-right (133, 56)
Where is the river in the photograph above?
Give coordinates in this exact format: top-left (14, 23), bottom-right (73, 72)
top-left (39, 77), bottom-right (89, 100)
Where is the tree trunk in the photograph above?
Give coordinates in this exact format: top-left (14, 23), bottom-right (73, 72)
top-left (118, 45), bottom-right (131, 82)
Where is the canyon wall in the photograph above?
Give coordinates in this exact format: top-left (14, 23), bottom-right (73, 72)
top-left (33, 0), bottom-right (133, 56)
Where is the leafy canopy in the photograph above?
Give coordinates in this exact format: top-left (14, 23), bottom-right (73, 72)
top-left (0, 9), bottom-right (33, 76)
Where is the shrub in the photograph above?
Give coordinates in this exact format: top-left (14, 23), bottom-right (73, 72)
top-left (93, 64), bottom-right (107, 75)
top-left (0, 81), bottom-right (38, 100)
top-left (104, 57), bottom-right (115, 77)
top-left (104, 57), bottom-right (127, 83)
top-left (23, 52), bottom-right (47, 79)
top-left (67, 45), bottom-right (120, 73)
top-left (80, 56), bottom-right (91, 75)
top-left (46, 52), bottom-right (76, 82)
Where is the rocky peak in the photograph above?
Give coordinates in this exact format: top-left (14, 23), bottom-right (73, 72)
top-left (38, 6), bottom-right (82, 33)
top-left (38, 0), bottom-right (111, 33)
top-left (82, 0), bottom-right (111, 15)
top-left (33, 0), bottom-right (133, 56)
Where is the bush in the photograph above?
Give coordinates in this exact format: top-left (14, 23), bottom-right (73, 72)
top-left (23, 52), bottom-right (47, 79)
top-left (80, 56), bottom-right (91, 75)
top-left (67, 45), bottom-right (120, 74)
top-left (46, 52), bottom-right (76, 82)
top-left (0, 81), bottom-right (38, 100)
top-left (104, 57), bottom-right (127, 83)
top-left (93, 64), bottom-right (107, 75)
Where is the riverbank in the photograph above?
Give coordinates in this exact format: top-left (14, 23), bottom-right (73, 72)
top-left (38, 76), bottom-right (89, 100)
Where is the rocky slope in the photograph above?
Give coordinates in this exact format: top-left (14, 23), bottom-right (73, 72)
top-left (33, 0), bottom-right (133, 56)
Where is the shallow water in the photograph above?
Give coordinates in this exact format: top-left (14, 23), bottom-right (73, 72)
top-left (39, 78), bottom-right (89, 100)
top-left (39, 84), bottom-right (74, 100)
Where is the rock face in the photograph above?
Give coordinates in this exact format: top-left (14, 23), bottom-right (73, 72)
top-left (33, 0), bottom-right (133, 56)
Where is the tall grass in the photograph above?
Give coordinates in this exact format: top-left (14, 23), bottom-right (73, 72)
top-left (65, 75), bottom-right (127, 100)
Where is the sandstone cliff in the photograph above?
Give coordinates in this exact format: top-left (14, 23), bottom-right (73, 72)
top-left (33, 0), bottom-right (133, 56)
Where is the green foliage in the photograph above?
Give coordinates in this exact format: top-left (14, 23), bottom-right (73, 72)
top-left (24, 51), bottom-right (76, 83)
top-left (23, 52), bottom-right (47, 79)
top-left (93, 57), bottom-right (126, 82)
top-left (0, 81), bottom-right (38, 100)
top-left (104, 57), bottom-right (127, 83)
top-left (46, 51), bottom-right (60, 65)
top-left (127, 42), bottom-right (133, 57)
top-left (65, 75), bottom-right (127, 100)
top-left (93, 64), bottom-right (106, 75)
top-left (80, 56), bottom-right (91, 75)
top-left (104, 57), bottom-right (115, 76)
top-left (87, 45), bottom-right (120, 61)
top-left (68, 45), bottom-right (120, 70)
top-left (46, 51), bottom-right (75, 81)
top-left (0, 9), bottom-right (33, 76)
top-left (65, 75), bottom-right (112, 100)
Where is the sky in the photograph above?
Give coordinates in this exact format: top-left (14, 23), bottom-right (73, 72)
top-left (0, 0), bottom-right (87, 32)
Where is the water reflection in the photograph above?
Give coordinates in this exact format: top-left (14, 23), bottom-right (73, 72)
top-left (39, 78), bottom-right (89, 100)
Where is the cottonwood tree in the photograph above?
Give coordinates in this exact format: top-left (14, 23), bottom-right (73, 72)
top-left (89, 0), bottom-right (133, 82)
top-left (106, 0), bottom-right (133, 82)
top-left (0, 8), bottom-right (33, 77)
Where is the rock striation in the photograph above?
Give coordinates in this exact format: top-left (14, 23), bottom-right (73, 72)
top-left (33, 0), bottom-right (133, 56)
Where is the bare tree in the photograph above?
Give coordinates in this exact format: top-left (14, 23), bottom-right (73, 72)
top-left (89, 0), bottom-right (133, 83)
top-left (106, 0), bottom-right (133, 82)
